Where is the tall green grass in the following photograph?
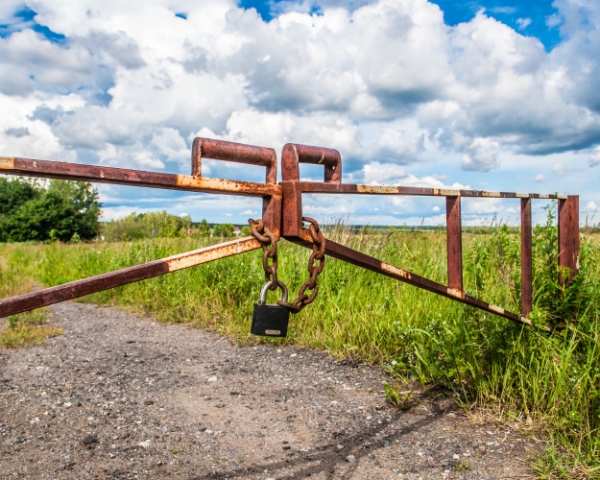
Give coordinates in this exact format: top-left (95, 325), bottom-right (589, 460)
top-left (0, 249), bottom-right (61, 347)
top-left (2, 211), bottom-right (599, 478)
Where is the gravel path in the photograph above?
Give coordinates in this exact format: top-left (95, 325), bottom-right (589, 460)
top-left (0, 302), bottom-right (542, 479)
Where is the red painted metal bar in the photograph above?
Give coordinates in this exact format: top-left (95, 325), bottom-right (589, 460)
top-left (0, 156), bottom-right (278, 197)
top-left (288, 229), bottom-right (549, 331)
top-left (281, 143), bottom-right (342, 238)
top-left (288, 181), bottom-right (566, 199)
top-left (521, 198), bottom-right (533, 316)
top-left (446, 196), bottom-right (463, 291)
top-left (0, 237), bottom-right (261, 319)
top-left (558, 195), bottom-right (580, 285)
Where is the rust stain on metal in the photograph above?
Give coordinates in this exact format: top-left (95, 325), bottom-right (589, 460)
top-left (380, 262), bottom-right (411, 279)
top-left (519, 316), bottom-right (534, 326)
top-left (356, 185), bottom-right (400, 194)
top-left (174, 175), bottom-right (277, 196)
top-left (488, 304), bottom-right (505, 314)
top-left (0, 157), bottom-right (14, 169)
top-left (434, 189), bottom-right (460, 196)
top-left (446, 288), bottom-right (465, 299)
top-left (166, 237), bottom-right (260, 271)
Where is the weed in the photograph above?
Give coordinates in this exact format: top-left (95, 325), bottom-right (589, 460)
top-left (0, 324), bottom-right (62, 348)
top-left (453, 460), bottom-right (471, 471)
top-left (384, 384), bottom-right (412, 410)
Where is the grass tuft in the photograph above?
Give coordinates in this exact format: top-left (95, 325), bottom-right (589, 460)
top-left (0, 249), bottom-right (62, 348)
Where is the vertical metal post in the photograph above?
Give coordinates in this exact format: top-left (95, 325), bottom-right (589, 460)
top-left (521, 198), bottom-right (533, 316)
top-left (558, 195), bottom-right (580, 285)
top-left (446, 195), bottom-right (463, 291)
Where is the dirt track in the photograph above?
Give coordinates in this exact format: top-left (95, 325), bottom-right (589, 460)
top-left (0, 302), bottom-right (542, 479)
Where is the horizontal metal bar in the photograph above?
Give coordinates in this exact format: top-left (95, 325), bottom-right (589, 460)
top-left (0, 237), bottom-right (261, 318)
top-left (0, 157), bottom-right (279, 197)
top-left (294, 181), bottom-right (566, 199)
top-left (287, 230), bottom-right (550, 332)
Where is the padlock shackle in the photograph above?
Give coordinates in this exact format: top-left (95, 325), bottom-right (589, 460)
top-left (259, 280), bottom-right (289, 303)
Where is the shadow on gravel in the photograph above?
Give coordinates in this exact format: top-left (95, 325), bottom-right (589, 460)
top-left (191, 406), bottom-right (454, 479)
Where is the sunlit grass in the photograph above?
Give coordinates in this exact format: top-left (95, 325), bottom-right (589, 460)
top-left (0, 251), bottom-right (62, 348)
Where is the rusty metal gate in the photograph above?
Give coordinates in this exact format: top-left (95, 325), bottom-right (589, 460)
top-left (0, 138), bottom-right (580, 332)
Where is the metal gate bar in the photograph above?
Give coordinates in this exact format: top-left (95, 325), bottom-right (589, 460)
top-left (521, 198), bottom-right (533, 315)
top-left (290, 227), bottom-right (542, 330)
top-left (0, 156), bottom-right (277, 197)
top-left (0, 237), bottom-right (261, 318)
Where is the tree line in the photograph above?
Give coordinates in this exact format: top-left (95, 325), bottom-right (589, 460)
top-left (0, 177), bottom-right (101, 242)
top-left (0, 177), bottom-right (249, 243)
top-left (101, 213), bottom-right (247, 241)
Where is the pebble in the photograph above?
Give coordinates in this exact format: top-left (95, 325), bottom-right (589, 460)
top-left (346, 455), bottom-right (356, 463)
top-left (82, 435), bottom-right (97, 445)
top-left (139, 440), bottom-right (151, 449)
top-left (143, 399), bottom-right (154, 405)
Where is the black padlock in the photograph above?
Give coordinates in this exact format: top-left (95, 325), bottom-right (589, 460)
top-left (251, 280), bottom-right (290, 337)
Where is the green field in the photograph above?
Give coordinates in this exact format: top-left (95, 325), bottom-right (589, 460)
top-left (1, 213), bottom-right (599, 478)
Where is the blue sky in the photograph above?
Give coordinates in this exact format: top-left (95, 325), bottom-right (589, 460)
top-left (240, 0), bottom-right (563, 49)
top-left (0, 0), bottom-right (599, 226)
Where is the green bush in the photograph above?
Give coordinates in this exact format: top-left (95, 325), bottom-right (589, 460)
top-left (0, 178), bottom-right (101, 242)
top-left (212, 223), bottom-right (235, 237)
top-left (101, 211), bottom-right (192, 242)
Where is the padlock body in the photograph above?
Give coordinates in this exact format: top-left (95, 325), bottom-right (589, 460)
top-left (251, 303), bottom-right (290, 337)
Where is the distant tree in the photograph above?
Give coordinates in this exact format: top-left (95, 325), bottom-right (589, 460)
top-left (197, 219), bottom-right (211, 237)
top-left (0, 178), bottom-right (40, 216)
top-left (0, 178), bottom-right (101, 243)
top-left (212, 223), bottom-right (235, 237)
top-left (47, 180), bottom-right (101, 241)
top-left (102, 211), bottom-right (192, 242)
top-left (241, 225), bottom-right (251, 236)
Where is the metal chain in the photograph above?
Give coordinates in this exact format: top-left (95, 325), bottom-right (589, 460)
top-left (248, 218), bottom-right (278, 290)
top-left (279, 217), bottom-right (326, 314)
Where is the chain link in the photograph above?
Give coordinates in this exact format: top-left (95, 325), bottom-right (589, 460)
top-left (248, 218), bottom-right (278, 290)
top-left (249, 217), bottom-right (326, 314)
top-left (279, 217), bottom-right (326, 314)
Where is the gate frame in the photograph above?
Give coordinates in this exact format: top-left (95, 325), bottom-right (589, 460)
top-left (0, 139), bottom-right (580, 331)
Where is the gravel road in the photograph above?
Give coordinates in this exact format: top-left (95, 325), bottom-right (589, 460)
top-left (0, 302), bottom-right (542, 479)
